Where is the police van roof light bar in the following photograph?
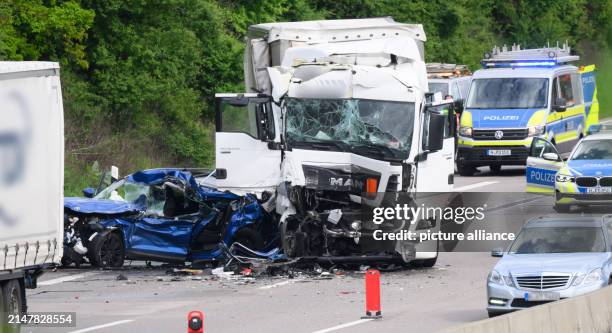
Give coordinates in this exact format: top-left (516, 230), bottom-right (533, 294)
top-left (481, 42), bottom-right (579, 68)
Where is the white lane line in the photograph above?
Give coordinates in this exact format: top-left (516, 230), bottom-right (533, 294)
top-left (453, 181), bottom-right (499, 192)
top-left (312, 319), bottom-right (374, 333)
top-left (258, 280), bottom-right (294, 290)
top-left (68, 320), bottom-right (134, 333)
top-left (38, 272), bottom-right (94, 286)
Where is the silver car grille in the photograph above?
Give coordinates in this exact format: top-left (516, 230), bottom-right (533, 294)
top-left (515, 274), bottom-right (571, 290)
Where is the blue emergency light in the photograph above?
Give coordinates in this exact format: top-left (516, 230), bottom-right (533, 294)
top-left (481, 44), bottom-right (579, 69)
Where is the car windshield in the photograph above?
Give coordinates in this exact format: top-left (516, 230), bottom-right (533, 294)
top-left (428, 82), bottom-right (448, 96)
top-left (570, 140), bottom-right (612, 160)
top-left (509, 227), bottom-right (606, 254)
top-left (285, 98), bottom-right (415, 161)
top-left (94, 179), bottom-right (150, 203)
top-left (466, 78), bottom-right (548, 109)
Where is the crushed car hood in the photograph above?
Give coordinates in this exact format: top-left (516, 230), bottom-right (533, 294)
top-left (64, 197), bottom-right (145, 215)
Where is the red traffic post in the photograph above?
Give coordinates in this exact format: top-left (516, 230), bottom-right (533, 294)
top-left (188, 311), bottom-right (204, 333)
top-left (362, 269), bottom-right (382, 319)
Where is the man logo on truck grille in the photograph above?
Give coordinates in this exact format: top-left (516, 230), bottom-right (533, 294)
top-left (494, 130), bottom-right (504, 140)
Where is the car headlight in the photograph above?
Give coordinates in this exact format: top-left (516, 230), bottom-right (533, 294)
top-left (528, 125), bottom-right (545, 137)
top-left (556, 174), bottom-right (575, 183)
top-left (503, 275), bottom-right (515, 287)
top-left (573, 268), bottom-right (604, 286)
top-left (459, 126), bottom-right (472, 137)
top-left (489, 270), bottom-right (504, 285)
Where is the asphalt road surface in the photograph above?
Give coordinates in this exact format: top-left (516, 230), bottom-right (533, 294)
top-left (25, 166), bottom-right (554, 333)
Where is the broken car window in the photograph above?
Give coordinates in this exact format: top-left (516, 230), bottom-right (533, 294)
top-left (285, 98), bottom-right (415, 160)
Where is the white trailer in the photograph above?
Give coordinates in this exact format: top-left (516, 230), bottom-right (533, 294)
top-left (0, 62), bottom-right (64, 326)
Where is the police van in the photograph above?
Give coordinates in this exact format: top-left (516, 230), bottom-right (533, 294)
top-left (456, 44), bottom-right (599, 176)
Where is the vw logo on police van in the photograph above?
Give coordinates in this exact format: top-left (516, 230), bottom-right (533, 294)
top-left (494, 130), bottom-right (504, 140)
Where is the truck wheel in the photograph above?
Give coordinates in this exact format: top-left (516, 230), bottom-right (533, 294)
top-left (2, 279), bottom-right (24, 332)
top-left (89, 231), bottom-right (125, 268)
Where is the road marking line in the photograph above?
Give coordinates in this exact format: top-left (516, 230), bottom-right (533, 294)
top-left (453, 181), bottom-right (499, 192)
top-left (68, 320), bottom-right (134, 333)
top-left (258, 280), bottom-right (294, 290)
top-left (38, 273), bottom-right (94, 286)
top-left (312, 319), bottom-right (374, 333)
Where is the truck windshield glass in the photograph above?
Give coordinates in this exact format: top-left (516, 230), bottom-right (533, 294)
top-left (466, 78), bottom-right (548, 109)
top-left (428, 82), bottom-right (448, 96)
top-left (509, 227), bottom-right (605, 254)
top-left (285, 98), bottom-right (415, 160)
top-left (570, 140), bottom-right (612, 160)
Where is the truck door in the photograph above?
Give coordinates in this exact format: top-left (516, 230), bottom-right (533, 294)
top-left (416, 100), bottom-right (455, 192)
top-left (526, 137), bottom-right (563, 193)
top-left (214, 94), bottom-right (281, 194)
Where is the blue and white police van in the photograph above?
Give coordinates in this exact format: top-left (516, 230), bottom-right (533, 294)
top-left (456, 44), bottom-right (599, 176)
top-left (526, 125), bottom-right (612, 212)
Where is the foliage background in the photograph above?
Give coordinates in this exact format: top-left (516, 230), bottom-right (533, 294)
top-left (1, 0), bottom-right (611, 194)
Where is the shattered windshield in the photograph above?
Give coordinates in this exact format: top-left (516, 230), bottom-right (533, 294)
top-left (466, 78), bottom-right (548, 109)
top-left (94, 179), bottom-right (150, 204)
top-left (285, 98), bottom-right (415, 160)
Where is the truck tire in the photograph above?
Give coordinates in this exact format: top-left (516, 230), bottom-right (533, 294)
top-left (88, 231), bottom-right (125, 268)
top-left (553, 204), bottom-right (570, 213)
top-left (489, 165), bottom-right (502, 174)
top-left (2, 279), bottom-right (24, 332)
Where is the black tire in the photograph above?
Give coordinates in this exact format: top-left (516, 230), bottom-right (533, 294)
top-left (413, 256), bottom-right (438, 268)
top-left (553, 204), bottom-right (570, 213)
top-left (2, 279), bottom-right (24, 332)
top-left (233, 228), bottom-right (264, 251)
top-left (489, 165), bottom-right (502, 174)
top-left (88, 231), bottom-right (125, 268)
top-left (457, 161), bottom-right (476, 176)
top-left (488, 311), bottom-right (501, 318)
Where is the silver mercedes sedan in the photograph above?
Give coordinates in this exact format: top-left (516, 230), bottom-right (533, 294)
top-left (486, 216), bottom-right (612, 317)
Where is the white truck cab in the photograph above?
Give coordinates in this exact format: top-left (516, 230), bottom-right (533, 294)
top-left (457, 44), bottom-right (599, 176)
top-left (210, 18), bottom-right (456, 266)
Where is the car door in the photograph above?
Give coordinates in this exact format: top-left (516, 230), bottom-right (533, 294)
top-left (126, 183), bottom-right (194, 262)
top-left (416, 100), bottom-right (455, 192)
top-left (213, 93), bottom-right (281, 195)
top-left (580, 65), bottom-right (598, 133)
top-left (526, 137), bottom-right (564, 193)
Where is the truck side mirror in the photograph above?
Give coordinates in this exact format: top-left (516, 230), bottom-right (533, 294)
top-left (553, 98), bottom-right (567, 112)
top-left (427, 113), bottom-right (446, 152)
top-left (257, 102), bottom-right (275, 141)
top-left (82, 187), bottom-right (95, 198)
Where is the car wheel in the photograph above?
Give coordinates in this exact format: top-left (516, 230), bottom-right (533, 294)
top-left (553, 204), bottom-right (570, 213)
top-left (413, 256), bottom-right (438, 268)
top-left (488, 310), bottom-right (501, 318)
top-left (89, 231), bottom-right (125, 268)
top-left (489, 165), bottom-right (502, 174)
top-left (233, 228), bottom-right (264, 251)
top-left (2, 279), bottom-right (24, 332)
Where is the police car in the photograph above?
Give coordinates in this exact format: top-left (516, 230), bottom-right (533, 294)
top-left (526, 125), bottom-right (612, 212)
top-left (457, 44), bottom-right (599, 176)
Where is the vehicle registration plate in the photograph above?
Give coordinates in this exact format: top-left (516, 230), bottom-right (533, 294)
top-left (487, 149), bottom-right (511, 156)
top-left (524, 291), bottom-right (560, 302)
top-left (586, 187), bottom-right (612, 194)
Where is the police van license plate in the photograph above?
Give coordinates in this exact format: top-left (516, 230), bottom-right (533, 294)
top-left (587, 187), bottom-right (612, 194)
top-left (487, 149), bottom-right (511, 156)
top-left (524, 291), bottom-right (560, 302)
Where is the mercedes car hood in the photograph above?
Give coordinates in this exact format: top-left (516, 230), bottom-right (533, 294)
top-left (495, 252), bottom-right (610, 275)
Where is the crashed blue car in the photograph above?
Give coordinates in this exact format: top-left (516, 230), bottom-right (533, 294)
top-left (62, 168), bottom-right (278, 268)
